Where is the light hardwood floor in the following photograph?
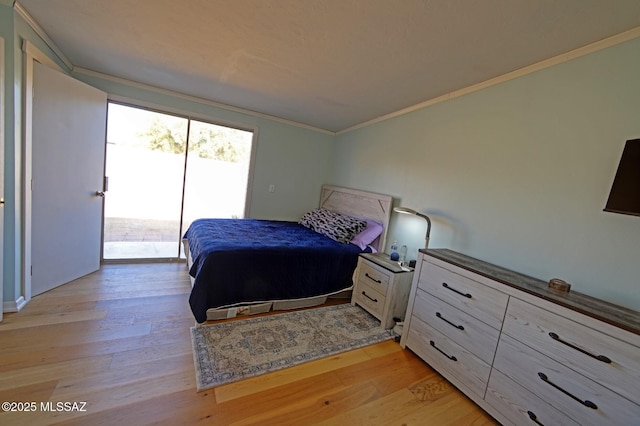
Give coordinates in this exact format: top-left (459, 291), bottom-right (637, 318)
top-left (0, 263), bottom-right (498, 425)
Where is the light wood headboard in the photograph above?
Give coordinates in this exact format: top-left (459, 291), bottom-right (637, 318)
top-left (320, 185), bottom-right (393, 252)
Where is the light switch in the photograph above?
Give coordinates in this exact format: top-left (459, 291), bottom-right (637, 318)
top-left (268, 184), bottom-right (276, 193)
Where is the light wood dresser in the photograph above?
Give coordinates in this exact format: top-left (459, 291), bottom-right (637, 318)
top-left (351, 253), bottom-right (414, 329)
top-left (400, 249), bottom-right (640, 425)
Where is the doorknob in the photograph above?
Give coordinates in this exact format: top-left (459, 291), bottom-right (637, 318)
top-left (95, 191), bottom-right (105, 198)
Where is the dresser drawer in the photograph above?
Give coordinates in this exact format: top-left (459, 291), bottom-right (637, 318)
top-left (405, 315), bottom-right (491, 399)
top-left (417, 261), bottom-right (508, 329)
top-left (354, 280), bottom-right (386, 318)
top-left (486, 368), bottom-right (580, 426)
top-left (356, 260), bottom-right (390, 295)
top-left (412, 288), bottom-right (500, 364)
top-left (503, 297), bottom-right (640, 405)
top-left (493, 334), bottom-right (640, 425)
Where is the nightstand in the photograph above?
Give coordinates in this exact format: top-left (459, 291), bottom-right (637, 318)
top-left (351, 252), bottom-right (414, 329)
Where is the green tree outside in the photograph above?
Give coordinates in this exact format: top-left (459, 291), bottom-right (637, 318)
top-left (143, 118), bottom-right (250, 162)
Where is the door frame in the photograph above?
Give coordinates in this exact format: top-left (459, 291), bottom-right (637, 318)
top-left (20, 40), bottom-right (67, 304)
top-left (103, 96), bottom-right (259, 262)
top-left (0, 37), bottom-right (5, 320)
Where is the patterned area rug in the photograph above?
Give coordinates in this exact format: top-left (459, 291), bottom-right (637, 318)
top-left (190, 304), bottom-right (395, 391)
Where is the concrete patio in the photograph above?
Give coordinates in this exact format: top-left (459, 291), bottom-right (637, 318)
top-left (103, 217), bottom-right (186, 259)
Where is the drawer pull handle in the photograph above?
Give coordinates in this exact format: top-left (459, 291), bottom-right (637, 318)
top-left (365, 273), bottom-right (382, 284)
top-left (442, 282), bottom-right (472, 298)
top-left (527, 411), bottom-right (544, 426)
top-left (537, 372), bottom-right (598, 410)
top-left (361, 291), bottom-right (378, 303)
top-left (436, 312), bottom-right (465, 330)
top-left (548, 332), bottom-right (612, 364)
top-left (429, 340), bottom-right (457, 361)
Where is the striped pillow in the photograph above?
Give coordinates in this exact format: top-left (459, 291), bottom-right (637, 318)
top-left (299, 208), bottom-right (367, 244)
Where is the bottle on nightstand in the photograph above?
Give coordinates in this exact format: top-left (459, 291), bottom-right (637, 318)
top-left (400, 245), bottom-right (407, 265)
top-left (390, 240), bottom-right (399, 261)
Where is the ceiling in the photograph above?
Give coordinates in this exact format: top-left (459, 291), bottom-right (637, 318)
top-left (17, 0), bottom-right (640, 132)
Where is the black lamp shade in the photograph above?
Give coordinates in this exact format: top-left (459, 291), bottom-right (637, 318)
top-left (604, 139), bottom-right (640, 217)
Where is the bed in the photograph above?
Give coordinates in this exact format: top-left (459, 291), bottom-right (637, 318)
top-left (183, 185), bottom-right (393, 323)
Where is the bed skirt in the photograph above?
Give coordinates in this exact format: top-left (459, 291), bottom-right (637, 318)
top-left (183, 238), bottom-right (352, 322)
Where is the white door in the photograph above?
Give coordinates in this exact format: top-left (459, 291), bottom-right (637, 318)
top-left (31, 61), bottom-right (107, 296)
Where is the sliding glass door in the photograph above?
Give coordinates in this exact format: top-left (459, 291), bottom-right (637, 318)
top-left (103, 102), bottom-right (254, 260)
top-left (181, 119), bottom-right (253, 232)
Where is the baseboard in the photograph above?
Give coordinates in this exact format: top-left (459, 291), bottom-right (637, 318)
top-left (3, 296), bottom-right (27, 313)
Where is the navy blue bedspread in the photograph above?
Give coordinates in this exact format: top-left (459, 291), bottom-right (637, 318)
top-left (185, 218), bottom-right (366, 323)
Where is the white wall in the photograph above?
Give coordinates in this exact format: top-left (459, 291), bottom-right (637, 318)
top-left (331, 37), bottom-right (640, 311)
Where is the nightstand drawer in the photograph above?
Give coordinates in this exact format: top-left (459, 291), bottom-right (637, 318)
top-left (493, 334), bottom-right (640, 426)
top-left (412, 288), bottom-right (500, 364)
top-left (354, 281), bottom-right (386, 318)
top-left (405, 315), bottom-right (491, 399)
top-left (357, 261), bottom-right (390, 295)
top-left (503, 297), bottom-right (640, 404)
top-left (417, 261), bottom-right (508, 329)
top-left (486, 368), bottom-right (580, 426)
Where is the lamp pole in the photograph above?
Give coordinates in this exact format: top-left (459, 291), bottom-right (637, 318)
top-left (393, 207), bottom-right (431, 249)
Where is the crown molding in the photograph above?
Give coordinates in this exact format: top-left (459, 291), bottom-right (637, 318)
top-left (73, 66), bottom-right (335, 135)
top-left (14, 1), bottom-right (74, 70)
top-left (338, 26), bottom-right (640, 135)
